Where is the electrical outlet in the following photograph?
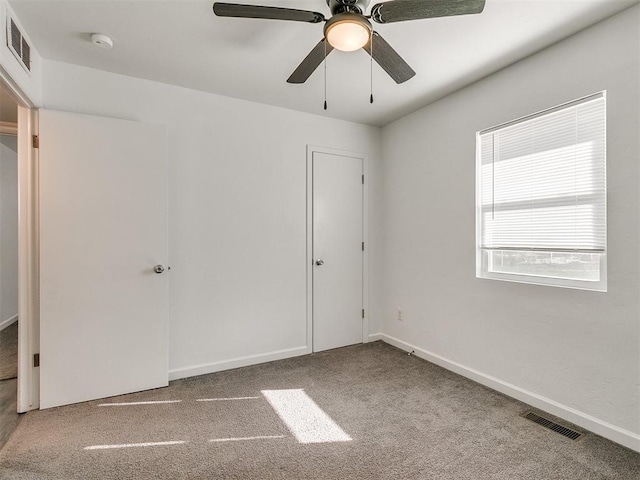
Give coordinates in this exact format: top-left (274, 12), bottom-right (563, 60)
top-left (397, 308), bottom-right (403, 321)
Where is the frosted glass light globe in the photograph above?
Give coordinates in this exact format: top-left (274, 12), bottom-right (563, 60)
top-left (326, 21), bottom-right (370, 52)
top-left (324, 14), bottom-right (372, 52)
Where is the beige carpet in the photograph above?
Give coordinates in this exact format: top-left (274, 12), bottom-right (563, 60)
top-left (0, 378), bottom-right (20, 450)
top-left (0, 321), bottom-right (18, 381)
top-left (0, 342), bottom-right (638, 479)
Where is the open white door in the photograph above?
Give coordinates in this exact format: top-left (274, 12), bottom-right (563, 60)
top-left (39, 110), bottom-right (168, 409)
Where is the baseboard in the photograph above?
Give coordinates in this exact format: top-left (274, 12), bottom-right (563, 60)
top-left (379, 333), bottom-right (640, 453)
top-left (0, 314), bottom-right (18, 332)
top-left (368, 332), bottom-right (383, 342)
top-left (168, 346), bottom-right (309, 381)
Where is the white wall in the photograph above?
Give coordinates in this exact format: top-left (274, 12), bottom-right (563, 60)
top-left (0, 136), bottom-right (18, 328)
top-left (41, 61), bottom-right (382, 378)
top-left (380, 6), bottom-right (639, 450)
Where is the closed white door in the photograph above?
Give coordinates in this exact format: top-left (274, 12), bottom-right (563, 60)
top-left (39, 110), bottom-right (168, 409)
top-left (312, 151), bottom-right (363, 352)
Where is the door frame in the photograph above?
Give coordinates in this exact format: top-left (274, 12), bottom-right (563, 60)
top-left (0, 65), bottom-right (38, 412)
top-left (306, 145), bottom-right (369, 354)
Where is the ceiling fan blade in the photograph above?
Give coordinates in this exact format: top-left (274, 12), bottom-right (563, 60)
top-left (370, 0), bottom-right (485, 24)
top-left (213, 3), bottom-right (325, 23)
top-left (287, 39), bottom-right (334, 84)
top-left (363, 32), bottom-right (415, 84)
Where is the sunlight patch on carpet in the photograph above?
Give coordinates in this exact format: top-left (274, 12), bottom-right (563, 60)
top-left (97, 400), bottom-right (182, 406)
top-left (197, 396), bottom-right (260, 402)
top-left (262, 389), bottom-right (352, 444)
top-left (209, 435), bottom-right (285, 443)
top-left (84, 440), bottom-right (186, 450)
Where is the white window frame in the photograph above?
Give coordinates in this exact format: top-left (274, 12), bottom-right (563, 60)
top-left (475, 92), bottom-right (607, 292)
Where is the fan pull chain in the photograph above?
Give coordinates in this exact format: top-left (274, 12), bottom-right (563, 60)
top-left (323, 39), bottom-right (328, 111)
top-left (370, 33), bottom-right (374, 104)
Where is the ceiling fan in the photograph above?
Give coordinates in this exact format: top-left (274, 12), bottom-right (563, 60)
top-left (213, 0), bottom-right (486, 85)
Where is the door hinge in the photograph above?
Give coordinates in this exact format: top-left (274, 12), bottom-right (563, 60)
top-left (362, 242), bottom-right (364, 251)
top-left (33, 353), bottom-right (40, 367)
top-left (32, 135), bottom-right (39, 148)
top-left (362, 309), bottom-right (365, 318)
top-left (361, 174), bottom-right (364, 184)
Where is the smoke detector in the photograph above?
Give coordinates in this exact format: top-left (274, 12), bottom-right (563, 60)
top-left (90, 33), bottom-right (113, 49)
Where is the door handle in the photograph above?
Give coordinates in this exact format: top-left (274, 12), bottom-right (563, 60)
top-left (315, 259), bottom-right (324, 266)
top-left (153, 264), bottom-right (165, 274)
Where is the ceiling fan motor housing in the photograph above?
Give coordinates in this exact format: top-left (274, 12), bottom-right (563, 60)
top-left (327, 0), bottom-right (371, 15)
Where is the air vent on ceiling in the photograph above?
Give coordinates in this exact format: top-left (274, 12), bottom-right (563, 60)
top-left (521, 410), bottom-right (583, 441)
top-left (6, 16), bottom-right (31, 74)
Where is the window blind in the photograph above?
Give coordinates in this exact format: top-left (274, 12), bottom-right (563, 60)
top-left (478, 93), bottom-right (606, 252)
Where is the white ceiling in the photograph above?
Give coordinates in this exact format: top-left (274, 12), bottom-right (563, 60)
top-left (9, 0), bottom-right (639, 126)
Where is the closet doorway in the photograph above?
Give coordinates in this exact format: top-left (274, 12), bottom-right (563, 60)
top-left (306, 145), bottom-right (369, 353)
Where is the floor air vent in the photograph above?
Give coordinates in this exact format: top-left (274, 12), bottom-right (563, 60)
top-left (521, 410), bottom-right (582, 440)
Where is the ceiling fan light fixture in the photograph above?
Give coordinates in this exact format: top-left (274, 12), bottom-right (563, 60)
top-left (324, 13), bottom-right (371, 52)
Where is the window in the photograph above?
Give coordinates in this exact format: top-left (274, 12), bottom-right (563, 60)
top-left (476, 92), bottom-right (606, 291)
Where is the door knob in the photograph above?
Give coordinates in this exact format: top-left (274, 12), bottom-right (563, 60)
top-left (153, 264), bottom-right (165, 274)
top-left (315, 259), bottom-right (324, 266)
